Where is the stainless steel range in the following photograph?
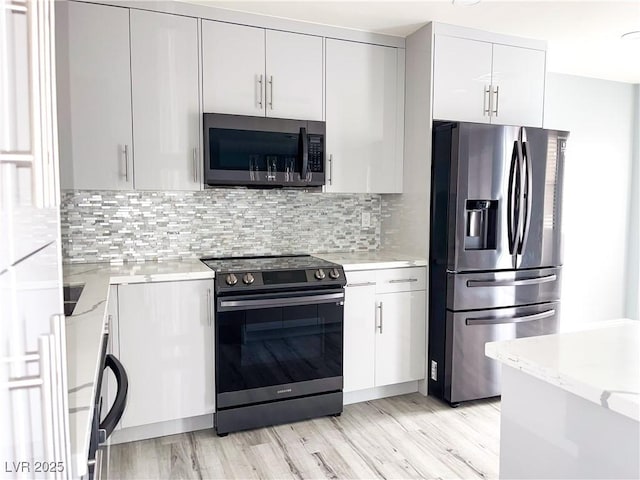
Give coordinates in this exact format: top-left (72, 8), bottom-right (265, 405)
top-left (201, 255), bottom-right (346, 436)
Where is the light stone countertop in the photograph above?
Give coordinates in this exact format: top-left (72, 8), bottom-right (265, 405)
top-left (64, 259), bottom-right (215, 478)
top-left (316, 250), bottom-right (427, 271)
top-left (485, 318), bottom-right (640, 421)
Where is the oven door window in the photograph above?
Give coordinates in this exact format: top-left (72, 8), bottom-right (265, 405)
top-left (216, 302), bottom-right (343, 393)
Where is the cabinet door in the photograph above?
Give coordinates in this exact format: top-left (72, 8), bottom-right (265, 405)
top-left (130, 10), bottom-right (200, 190)
top-left (432, 35), bottom-right (492, 124)
top-left (491, 44), bottom-right (545, 127)
top-left (374, 291), bottom-right (426, 387)
top-left (325, 39), bottom-right (402, 193)
top-left (118, 280), bottom-right (214, 428)
top-left (201, 21), bottom-right (265, 116)
top-left (56, 1), bottom-right (133, 190)
top-left (265, 30), bottom-right (323, 121)
top-left (343, 274), bottom-right (376, 392)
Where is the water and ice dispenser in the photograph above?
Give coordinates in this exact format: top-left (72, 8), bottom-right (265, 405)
top-left (464, 200), bottom-right (497, 250)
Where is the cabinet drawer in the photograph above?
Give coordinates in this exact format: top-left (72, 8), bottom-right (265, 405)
top-left (375, 267), bottom-right (426, 293)
top-left (345, 270), bottom-right (376, 287)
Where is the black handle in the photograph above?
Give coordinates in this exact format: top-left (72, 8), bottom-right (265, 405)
top-left (299, 127), bottom-right (308, 181)
top-left (517, 132), bottom-right (532, 255)
top-left (99, 354), bottom-right (128, 439)
top-left (507, 140), bottom-right (520, 256)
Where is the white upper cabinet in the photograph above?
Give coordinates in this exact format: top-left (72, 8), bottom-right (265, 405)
top-left (265, 30), bottom-right (323, 120)
top-left (491, 44), bottom-right (546, 128)
top-left (56, 1), bottom-right (133, 190)
top-left (325, 39), bottom-right (404, 193)
top-left (201, 21), bottom-right (266, 116)
top-left (202, 21), bottom-right (323, 120)
top-left (432, 36), bottom-right (492, 124)
top-left (130, 10), bottom-right (200, 190)
top-left (432, 34), bottom-right (546, 127)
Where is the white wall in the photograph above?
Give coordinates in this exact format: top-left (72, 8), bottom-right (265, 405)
top-left (543, 73), bottom-right (636, 327)
top-left (626, 85), bottom-right (640, 320)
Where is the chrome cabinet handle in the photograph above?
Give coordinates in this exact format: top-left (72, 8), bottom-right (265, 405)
top-left (483, 85), bottom-right (491, 116)
top-left (389, 278), bottom-right (418, 284)
top-left (328, 154), bottom-right (333, 185)
top-left (268, 75), bottom-right (274, 109)
top-left (123, 144), bottom-right (130, 182)
top-left (376, 302), bottom-right (383, 334)
top-left (206, 289), bottom-right (212, 326)
top-left (346, 281), bottom-right (376, 287)
top-left (492, 85), bottom-right (499, 117)
top-left (257, 74), bottom-right (263, 109)
top-left (192, 147), bottom-right (198, 183)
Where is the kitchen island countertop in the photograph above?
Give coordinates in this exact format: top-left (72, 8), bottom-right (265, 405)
top-left (486, 318), bottom-right (639, 420)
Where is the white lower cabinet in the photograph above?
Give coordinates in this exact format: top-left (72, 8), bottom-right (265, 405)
top-left (374, 291), bottom-right (426, 386)
top-left (117, 279), bottom-right (214, 429)
top-left (343, 275), bottom-right (376, 392)
top-left (343, 268), bottom-right (427, 393)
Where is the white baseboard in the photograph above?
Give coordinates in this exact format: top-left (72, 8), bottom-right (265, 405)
top-left (343, 381), bottom-right (419, 405)
top-left (417, 379), bottom-right (429, 395)
top-left (109, 414), bottom-right (213, 445)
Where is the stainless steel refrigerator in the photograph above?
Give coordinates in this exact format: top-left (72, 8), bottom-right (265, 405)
top-left (428, 121), bottom-right (569, 405)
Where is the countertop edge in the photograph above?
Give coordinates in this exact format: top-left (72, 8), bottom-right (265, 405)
top-left (485, 334), bottom-right (640, 422)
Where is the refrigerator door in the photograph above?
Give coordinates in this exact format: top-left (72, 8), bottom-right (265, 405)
top-left (444, 122), bottom-right (520, 272)
top-left (448, 302), bottom-right (559, 403)
top-left (447, 267), bottom-right (561, 311)
top-left (515, 128), bottom-right (567, 270)
top-left (432, 122), bottom-right (567, 272)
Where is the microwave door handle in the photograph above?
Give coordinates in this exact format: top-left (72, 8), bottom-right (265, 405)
top-left (299, 127), bottom-right (308, 181)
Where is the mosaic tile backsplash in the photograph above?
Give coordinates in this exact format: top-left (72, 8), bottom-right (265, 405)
top-left (60, 190), bottom-right (381, 263)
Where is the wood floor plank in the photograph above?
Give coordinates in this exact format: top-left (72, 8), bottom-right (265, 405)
top-left (108, 393), bottom-right (501, 480)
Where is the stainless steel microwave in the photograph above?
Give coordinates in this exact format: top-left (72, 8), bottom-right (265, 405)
top-left (203, 113), bottom-right (325, 188)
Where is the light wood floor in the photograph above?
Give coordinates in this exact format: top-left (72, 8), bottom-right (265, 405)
top-left (108, 393), bottom-right (501, 480)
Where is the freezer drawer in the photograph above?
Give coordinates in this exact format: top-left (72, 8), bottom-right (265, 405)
top-left (448, 302), bottom-right (559, 403)
top-left (447, 267), bottom-right (561, 311)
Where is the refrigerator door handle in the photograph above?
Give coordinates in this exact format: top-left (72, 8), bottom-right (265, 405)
top-left (466, 274), bottom-right (557, 287)
top-left (517, 132), bottom-right (533, 255)
top-left (465, 308), bottom-right (556, 326)
top-left (507, 140), bottom-right (520, 256)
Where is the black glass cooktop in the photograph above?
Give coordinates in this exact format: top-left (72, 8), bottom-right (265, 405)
top-left (201, 255), bottom-right (340, 273)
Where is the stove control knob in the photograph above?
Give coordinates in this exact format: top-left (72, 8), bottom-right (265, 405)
top-left (329, 268), bottom-right (341, 280)
top-left (225, 273), bottom-right (238, 286)
top-left (315, 269), bottom-right (326, 280)
top-left (243, 273), bottom-right (255, 285)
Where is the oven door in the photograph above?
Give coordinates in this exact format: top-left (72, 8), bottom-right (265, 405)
top-left (215, 288), bottom-right (344, 408)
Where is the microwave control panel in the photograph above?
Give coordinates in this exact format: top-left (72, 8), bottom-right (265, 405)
top-left (308, 135), bottom-right (324, 173)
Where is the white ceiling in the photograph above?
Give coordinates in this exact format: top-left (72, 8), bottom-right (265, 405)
top-left (188, 0), bottom-right (640, 83)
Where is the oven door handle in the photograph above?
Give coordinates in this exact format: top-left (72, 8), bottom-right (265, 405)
top-left (218, 292), bottom-right (345, 311)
